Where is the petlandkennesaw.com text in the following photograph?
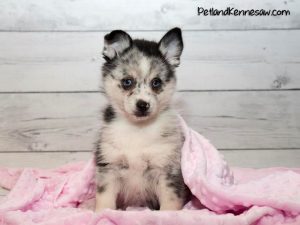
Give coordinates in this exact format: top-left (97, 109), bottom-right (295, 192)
top-left (197, 7), bottom-right (290, 16)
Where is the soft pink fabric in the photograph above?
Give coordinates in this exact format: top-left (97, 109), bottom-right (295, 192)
top-left (0, 118), bottom-right (300, 225)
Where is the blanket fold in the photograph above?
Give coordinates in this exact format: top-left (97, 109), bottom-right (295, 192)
top-left (0, 118), bottom-right (300, 225)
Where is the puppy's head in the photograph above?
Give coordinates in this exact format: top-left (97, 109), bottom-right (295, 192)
top-left (102, 28), bottom-right (183, 123)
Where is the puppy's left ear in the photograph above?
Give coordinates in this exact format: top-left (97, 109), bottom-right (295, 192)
top-left (158, 27), bottom-right (183, 67)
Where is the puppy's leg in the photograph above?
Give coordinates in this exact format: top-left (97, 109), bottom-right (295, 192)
top-left (158, 174), bottom-right (184, 210)
top-left (95, 173), bottom-right (118, 212)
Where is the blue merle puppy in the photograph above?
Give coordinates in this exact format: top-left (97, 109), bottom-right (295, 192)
top-left (95, 28), bottom-right (189, 211)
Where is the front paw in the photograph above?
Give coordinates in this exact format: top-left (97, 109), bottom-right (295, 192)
top-left (95, 192), bottom-right (117, 212)
top-left (94, 205), bottom-right (107, 213)
top-left (160, 200), bottom-right (183, 210)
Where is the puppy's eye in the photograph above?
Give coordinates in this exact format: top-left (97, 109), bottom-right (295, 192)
top-left (121, 78), bottom-right (135, 90)
top-left (151, 77), bottom-right (162, 90)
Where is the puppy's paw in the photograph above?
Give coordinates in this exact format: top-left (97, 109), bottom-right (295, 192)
top-left (160, 200), bottom-right (183, 211)
top-left (94, 205), bottom-right (107, 213)
top-left (95, 192), bottom-right (116, 212)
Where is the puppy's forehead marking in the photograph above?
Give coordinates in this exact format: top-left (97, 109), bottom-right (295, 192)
top-left (139, 57), bottom-right (151, 78)
top-left (122, 54), bottom-right (153, 81)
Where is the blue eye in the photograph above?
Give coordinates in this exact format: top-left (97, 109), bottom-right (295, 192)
top-left (121, 78), bottom-right (134, 90)
top-left (151, 78), bottom-right (162, 90)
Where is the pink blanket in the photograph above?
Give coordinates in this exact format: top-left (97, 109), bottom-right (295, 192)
top-left (1, 118), bottom-right (300, 225)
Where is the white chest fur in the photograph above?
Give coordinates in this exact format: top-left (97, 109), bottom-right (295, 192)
top-left (100, 111), bottom-right (182, 173)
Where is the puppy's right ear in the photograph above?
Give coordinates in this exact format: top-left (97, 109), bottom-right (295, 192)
top-left (103, 30), bottom-right (132, 61)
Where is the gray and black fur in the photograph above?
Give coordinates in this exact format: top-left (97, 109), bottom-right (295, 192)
top-left (95, 28), bottom-right (190, 211)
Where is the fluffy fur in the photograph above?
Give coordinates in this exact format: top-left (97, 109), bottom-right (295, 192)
top-left (95, 28), bottom-right (189, 211)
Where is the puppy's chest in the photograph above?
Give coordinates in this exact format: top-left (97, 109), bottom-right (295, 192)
top-left (102, 123), bottom-right (177, 171)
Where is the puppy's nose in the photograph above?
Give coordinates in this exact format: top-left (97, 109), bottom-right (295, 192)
top-left (136, 100), bottom-right (150, 112)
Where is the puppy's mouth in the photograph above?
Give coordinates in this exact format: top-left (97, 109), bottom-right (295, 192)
top-left (134, 111), bottom-right (150, 118)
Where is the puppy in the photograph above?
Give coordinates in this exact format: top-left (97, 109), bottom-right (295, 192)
top-left (95, 28), bottom-right (189, 211)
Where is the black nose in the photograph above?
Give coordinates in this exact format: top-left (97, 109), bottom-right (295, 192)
top-left (136, 100), bottom-right (150, 112)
